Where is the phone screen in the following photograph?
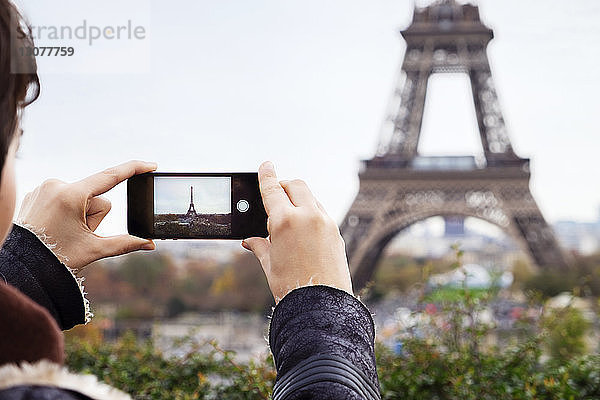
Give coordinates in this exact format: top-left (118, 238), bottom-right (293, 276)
top-left (154, 176), bottom-right (232, 237)
top-left (128, 173), bottom-right (267, 239)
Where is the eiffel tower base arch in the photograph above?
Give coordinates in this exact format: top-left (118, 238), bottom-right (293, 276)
top-left (341, 165), bottom-right (569, 290)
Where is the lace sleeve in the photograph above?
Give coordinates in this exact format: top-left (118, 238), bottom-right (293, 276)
top-left (0, 224), bottom-right (89, 329)
top-left (269, 285), bottom-right (380, 399)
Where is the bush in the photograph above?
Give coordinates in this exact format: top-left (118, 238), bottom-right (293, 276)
top-left (523, 270), bottom-right (576, 298)
top-left (65, 332), bottom-right (275, 400)
top-left (377, 341), bottom-right (600, 400)
top-left (523, 252), bottom-right (600, 298)
top-left (372, 247), bottom-right (600, 399)
top-left (542, 307), bottom-right (590, 364)
top-left (65, 333), bottom-right (600, 400)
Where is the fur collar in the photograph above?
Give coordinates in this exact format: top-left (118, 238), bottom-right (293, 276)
top-left (0, 361), bottom-right (130, 399)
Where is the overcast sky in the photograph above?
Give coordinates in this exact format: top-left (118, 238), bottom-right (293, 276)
top-left (154, 177), bottom-right (231, 215)
top-left (12, 0), bottom-right (600, 243)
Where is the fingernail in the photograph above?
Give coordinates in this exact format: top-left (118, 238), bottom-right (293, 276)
top-left (142, 242), bottom-right (155, 250)
top-left (263, 161), bottom-right (274, 170)
top-left (147, 162), bottom-right (158, 169)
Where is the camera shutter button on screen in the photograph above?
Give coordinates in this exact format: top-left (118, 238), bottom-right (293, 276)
top-left (237, 199), bottom-right (250, 213)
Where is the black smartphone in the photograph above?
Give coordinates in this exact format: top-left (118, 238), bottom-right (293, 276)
top-left (127, 172), bottom-right (268, 239)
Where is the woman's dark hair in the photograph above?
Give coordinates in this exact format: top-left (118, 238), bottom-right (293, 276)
top-left (0, 0), bottom-right (39, 173)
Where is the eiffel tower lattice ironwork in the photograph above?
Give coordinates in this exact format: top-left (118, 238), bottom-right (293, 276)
top-left (187, 186), bottom-right (197, 217)
top-left (340, 0), bottom-right (570, 290)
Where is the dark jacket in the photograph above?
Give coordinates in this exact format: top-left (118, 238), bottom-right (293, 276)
top-left (0, 224), bottom-right (380, 399)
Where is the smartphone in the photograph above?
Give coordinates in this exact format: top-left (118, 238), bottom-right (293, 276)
top-left (127, 172), bottom-right (268, 239)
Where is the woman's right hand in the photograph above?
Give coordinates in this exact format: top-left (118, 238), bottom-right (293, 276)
top-left (17, 161), bottom-right (157, 271)
top-left (242, 162), bottom-right (353, 302)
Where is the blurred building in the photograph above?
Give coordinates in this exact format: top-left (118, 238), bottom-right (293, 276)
top-left (553, 208), bottom-right (600, 255)
top-left (155, 240), bottom-right (239, 264)
top-left (385, 217), bottom-right (522, 269)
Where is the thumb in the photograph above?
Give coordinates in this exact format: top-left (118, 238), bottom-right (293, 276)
top-left (96, 234), bottom-right (155, 259)
top-left (242, 237), bottom-right (271, 264)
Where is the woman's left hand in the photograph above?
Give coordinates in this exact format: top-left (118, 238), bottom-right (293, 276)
top-left (17, 160), bottom-right (157, 271)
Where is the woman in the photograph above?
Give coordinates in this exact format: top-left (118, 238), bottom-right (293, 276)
top-left (0, 1), bottom-right (380, 398)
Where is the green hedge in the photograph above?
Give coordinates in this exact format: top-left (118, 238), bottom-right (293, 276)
top-left (65, 332), bottom-right (600, 400)
top-left (377, 340), bottom-right (600, 400)
top-left (66, 333), bottom-right (275, 400)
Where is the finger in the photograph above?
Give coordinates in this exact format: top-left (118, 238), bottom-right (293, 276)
top-left (279, 179), bottom-right (316, 208)
top-left (95, 234), bottom-right (155, 259)
top-left (242, 237), bottom-right (271, 264)
top-left (86, 196), bottom-right (112, 232)
top-left (258, 161), bottom-right (292, 215)
top-left (78, 160), bottom-right (157, 197)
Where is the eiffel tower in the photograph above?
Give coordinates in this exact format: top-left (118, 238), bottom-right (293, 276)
top-left (186, 186), bottom-right (197, 217)
top-left (340, 0), bottom-right (570, 289)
